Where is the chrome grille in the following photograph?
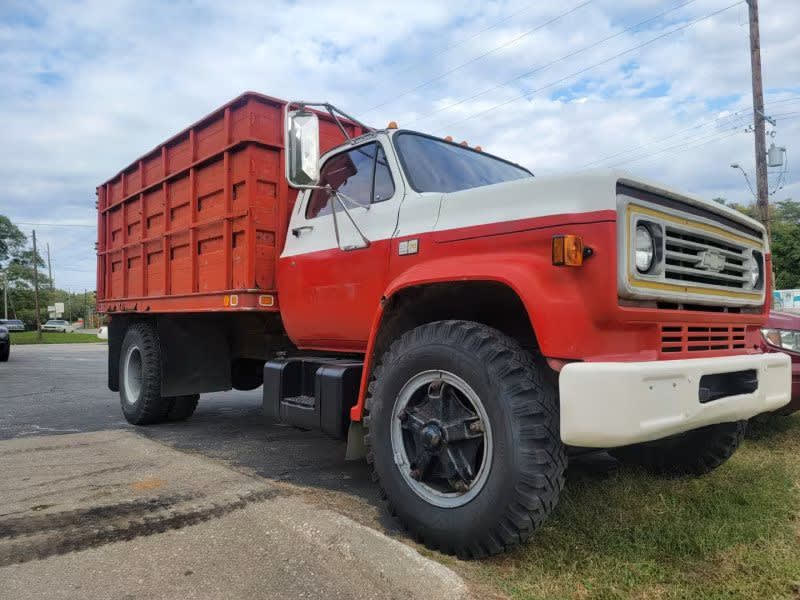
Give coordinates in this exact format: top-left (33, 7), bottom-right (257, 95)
top-left (663, 226), bottom-right (751, 291)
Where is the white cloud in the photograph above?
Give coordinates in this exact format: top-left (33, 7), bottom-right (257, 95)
top-left (0, 0), bottom-right (798, 290)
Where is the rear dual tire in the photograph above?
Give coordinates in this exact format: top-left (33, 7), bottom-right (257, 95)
top-left (119, 323), bottom-right (198, 425)
top-left (364, 320), bottom-right (567, 559)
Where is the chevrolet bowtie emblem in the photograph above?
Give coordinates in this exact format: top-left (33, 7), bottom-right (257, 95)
top-left (696, 249), bottom-right (726, 272)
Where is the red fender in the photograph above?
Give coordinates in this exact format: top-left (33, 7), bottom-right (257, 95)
top-left (349, 249), bottom-right (599, 421)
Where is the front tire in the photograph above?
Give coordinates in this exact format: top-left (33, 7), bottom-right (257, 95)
top-left (610, 421), bottom-right (746, 476)
top-left (364, 320), bottom-right (566, 559)
top-left (0, 345), bottom-right (9, 362)
top-left (166, 394), bottom-right (199, 421)
top-left (119, 322), bottom-right (171, 425)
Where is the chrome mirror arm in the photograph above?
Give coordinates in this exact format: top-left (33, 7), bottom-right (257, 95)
top-left (328, 186), bottom-right (370, 250)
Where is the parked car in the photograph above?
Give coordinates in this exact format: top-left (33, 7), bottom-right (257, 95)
top-left (41, 319), bottom-right (73, 333)
top-left (0, 326), bottom-right (9, 361)
top-left (0, 319), bottom-right (25, 331)
top-left (760, 311), bottom-right (800, 414)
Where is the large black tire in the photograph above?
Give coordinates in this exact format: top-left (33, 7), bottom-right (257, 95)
top-left (0, 344), bottom-right (9, 362)
top-left (610, 421), bottom-right (747, 476)
top-left (119, 322), bottom-right (171, 425)
top-left (166, 394), bottom-right (199, 421)
top-left (364, 320), bottom-right (567, 559)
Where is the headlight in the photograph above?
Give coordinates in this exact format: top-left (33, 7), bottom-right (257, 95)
top-left (762, 328), bottom-right (800, 352)
top-left (742, 251), bottom-right (762, 290)
top-left (634, 225), bottom-right (655, 273)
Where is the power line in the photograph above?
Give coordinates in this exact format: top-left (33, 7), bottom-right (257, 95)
top-left (439, 1), bottom-right (745, 130)
top-left (408, 0), bottom-right (698, 126)
top-left (15, 222), bottom-right (95, 228)
top-left (391, 3), bottom-right (540, 76)
top-left (580, 96), bottom-right (800, 169)
top-left (359, 0), bottom-right (597, 115)
top-left (580, 107), bottom-right (752, 169)
top-left (611, 124), bottom-right (746, 168)
top-left (613, 113), bottom-right (800, 168)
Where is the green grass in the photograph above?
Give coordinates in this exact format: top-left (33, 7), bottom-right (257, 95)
top-left (9, 331), bottom-right (104, 344)
top-left (468, 413), bottom-right (800, 600)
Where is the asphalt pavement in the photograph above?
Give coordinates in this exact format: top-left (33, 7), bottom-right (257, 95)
top-left (0, 344), bottom-right (471, 599)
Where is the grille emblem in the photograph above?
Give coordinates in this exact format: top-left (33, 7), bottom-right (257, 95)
top-left (696, 249), bottom-right (726, 272)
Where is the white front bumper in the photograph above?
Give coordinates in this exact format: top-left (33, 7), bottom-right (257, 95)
top-left (559, 353), bottom-right (791, 447)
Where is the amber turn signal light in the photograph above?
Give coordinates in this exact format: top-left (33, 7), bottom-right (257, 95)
top-left (552, 235), bottom-right (584, 266)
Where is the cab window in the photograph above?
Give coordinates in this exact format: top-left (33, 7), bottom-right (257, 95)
top-left (306, 142), bottom-right (395, 219)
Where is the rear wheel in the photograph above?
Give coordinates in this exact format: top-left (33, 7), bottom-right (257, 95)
top-left (364, 320), bottom-right (566, 559)
top-left (119, 322), bottom-right (171, 425)
top-left (610, 421), bottom-right (746, 476)
top-left (0, 344), bottom-right (9, 362)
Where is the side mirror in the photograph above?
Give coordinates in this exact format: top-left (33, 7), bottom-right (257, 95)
top-left (286, 109), bottom-right (320, 188)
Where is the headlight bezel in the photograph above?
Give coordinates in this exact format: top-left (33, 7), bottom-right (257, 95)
top-left (631, 218), bottom-right (664, 276)
top-left (742, 249), bottom-right (764, 291)
top-left (634, 224), bottom-right (655, 273)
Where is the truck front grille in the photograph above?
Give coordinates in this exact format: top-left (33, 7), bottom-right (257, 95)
top-left (661, 324), bottom-right (746, 355)
top-left (663, 226), bottom-right (752, 290)
top-left (617, 183), bottom-right (766, 307)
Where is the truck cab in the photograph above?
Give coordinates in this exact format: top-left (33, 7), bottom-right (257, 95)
top-left (99, 93), bottom-right (791, 559)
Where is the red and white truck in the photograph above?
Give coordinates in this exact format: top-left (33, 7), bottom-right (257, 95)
top-left (97, 92), bottom-right (791, 558)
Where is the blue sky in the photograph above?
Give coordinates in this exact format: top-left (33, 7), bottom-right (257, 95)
top-left (1, 0), bottom-right (799, 290)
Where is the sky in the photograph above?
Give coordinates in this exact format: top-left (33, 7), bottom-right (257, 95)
top-left (1, 0), bottom-right (798, 291)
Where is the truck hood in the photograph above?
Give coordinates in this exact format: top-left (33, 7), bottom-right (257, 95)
top-left (433, 170), bottom-right (766, 241)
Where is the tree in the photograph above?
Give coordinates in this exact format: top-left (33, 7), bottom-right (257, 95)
top-left (769, 200), bottom-right (800, 289)
top-left (0, 216), bottom-right (25, 264)
top-left (713, 199), bottom-right (800, 290)
top-left (1, 215), bottom-right (52, 323)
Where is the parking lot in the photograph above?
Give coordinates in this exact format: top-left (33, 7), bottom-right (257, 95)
top-left (3, 343), bottom-right (800, 599)
top-left (0, 344), bottom-right (470, 599)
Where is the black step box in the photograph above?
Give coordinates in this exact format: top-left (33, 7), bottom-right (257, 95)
top-left (263, 358), bottom-right (363, 438)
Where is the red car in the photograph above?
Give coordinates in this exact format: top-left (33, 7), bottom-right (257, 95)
top-left (760, 311), bottom-right (800, 414)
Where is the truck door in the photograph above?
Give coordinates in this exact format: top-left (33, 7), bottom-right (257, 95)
top-left (278, 139), bottom-right (401, 351)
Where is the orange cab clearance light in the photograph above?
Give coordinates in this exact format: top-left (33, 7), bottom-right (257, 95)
top-left (474, 145), bottom-right (482, 152)
top-left (460, 141), bottom-right (469, 147)
top-left (387, 121), bottom-right (398, 129)
top-left (444, 136), bottom-right (453, 142)
top-left (552, 235), bottom-right (584, 267)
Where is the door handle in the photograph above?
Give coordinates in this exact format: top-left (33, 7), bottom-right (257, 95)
top-left (292, 225), bottom-right (314, 237)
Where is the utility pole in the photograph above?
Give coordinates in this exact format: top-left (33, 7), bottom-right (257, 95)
top-left (747, 0), bottom-right (770, 239)
top-left (2, 270), bottom-right (7, 320)
top-left (32, 231), bottom-right (42, 341)
top-left (83, 289), bottom-right (87, 329)
top-left (46, 242), bottom-right (53, 289)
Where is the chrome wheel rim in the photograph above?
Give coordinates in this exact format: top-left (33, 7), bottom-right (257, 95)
top-left (390, 370), bottom-right (493, 508)
top-left (123, 345), bottom-right (143, 405)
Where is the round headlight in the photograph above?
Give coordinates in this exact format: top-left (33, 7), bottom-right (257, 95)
top-left (743, 252), bottom-right (761, 290)
top-left (635, 225), bottom-right (655, 273)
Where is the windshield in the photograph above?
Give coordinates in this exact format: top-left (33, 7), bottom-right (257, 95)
top-left (393, 132), bottom-right (531, 193)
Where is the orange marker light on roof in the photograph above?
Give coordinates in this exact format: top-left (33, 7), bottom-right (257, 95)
top-left (474, 145), bottom-right (482, 152)
top-left (552, 235), bottom-right (584, 267)
top-left (460, 141), bottom-right (469, 147)
top-left (387, 121), bottom-right (398, 129)
top-left (444, 136), bottom-right (453, 142)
